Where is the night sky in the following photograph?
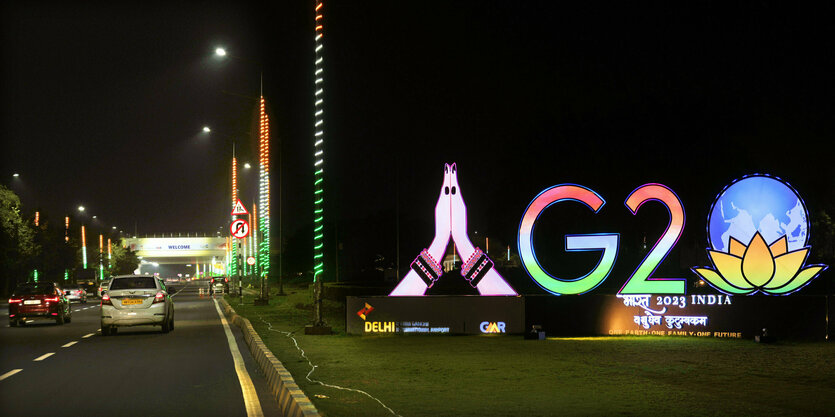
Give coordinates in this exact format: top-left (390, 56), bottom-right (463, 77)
top-left (3, 2), bottom-right (833, 280)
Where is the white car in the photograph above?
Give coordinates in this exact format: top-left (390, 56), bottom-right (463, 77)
top-left (62, 285), bottom-right (88, 303)
top-left (100, 275), bottom-right (174, 336)
top-left (97, 280), bottom-right (111, 298)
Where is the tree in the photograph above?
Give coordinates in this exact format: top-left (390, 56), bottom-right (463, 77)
top-left (108, 241), bottom-right (140, 276)
top-left (0, 185), bottom-right (38, 293)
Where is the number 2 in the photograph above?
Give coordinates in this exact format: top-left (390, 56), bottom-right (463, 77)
top-left (619, 184), bottom-right (686, 294)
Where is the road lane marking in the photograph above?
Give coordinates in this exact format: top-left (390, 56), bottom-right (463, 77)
top-left (33, 353), bottom-right (55, 361)
top-left (0, 369), bottom-right (23, 382)
top-left (212, 298), bottom-right (264, 417)
top-left (62, 341), bottom-right (78, 347)
top-left (82, 333), bottom-right (95, 338)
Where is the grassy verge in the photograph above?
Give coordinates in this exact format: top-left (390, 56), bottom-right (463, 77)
top-left (227, 284), bottom-right (835, 417)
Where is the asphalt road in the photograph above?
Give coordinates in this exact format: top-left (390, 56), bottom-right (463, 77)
top-left (0, 282), bottom-right (283, 417)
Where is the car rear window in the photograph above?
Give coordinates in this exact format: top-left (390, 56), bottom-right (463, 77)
top-left (110, 277), bottom-right (158, 290)
top-left (14, 284), bottom-right (55, 295)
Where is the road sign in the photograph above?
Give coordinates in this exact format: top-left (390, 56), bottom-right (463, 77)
top-left (232, 199), bottom-right (248, 216)
top-left (246, 256), bottom-right (256, 266)
top-left (230, 219), bottom-right (250, 239)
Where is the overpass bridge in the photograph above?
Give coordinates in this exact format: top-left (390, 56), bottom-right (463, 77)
top-left (123, 236), bottom-right (228, 276)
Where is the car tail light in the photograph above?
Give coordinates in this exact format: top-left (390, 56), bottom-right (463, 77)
top-left (44, 296), bottom-right (60, 302)
top-left (9, 298), bottom-right (22, 303)
top-left (153, 292), bottom-right (165, 304)
top-left (101, 294), bottom-right (112, 306)
top-left (76, 290), bottom-right (82, 295)
top-left (224, 277), bottom-right (228, 283)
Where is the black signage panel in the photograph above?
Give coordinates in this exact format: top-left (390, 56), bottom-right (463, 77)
top-left (347, 296), bottom-right (524, 335)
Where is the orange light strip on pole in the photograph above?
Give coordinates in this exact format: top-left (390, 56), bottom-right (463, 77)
top-left (65, 216), bottom-right (70, 242)
top-left (232, 156), bottom-right (238, 208)
top-left (34, 211), bottom-right (39, 227)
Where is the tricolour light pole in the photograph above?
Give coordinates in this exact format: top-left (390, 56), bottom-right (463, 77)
top-left (257, 95), bottom-right (271, 304)
top-left (307, 0), bottom-right (331, 333)
top-left (79, 206), bottom-right (87, 270)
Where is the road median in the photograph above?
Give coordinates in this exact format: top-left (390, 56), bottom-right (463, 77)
top-left (219, 297), bottom-right (319, 417)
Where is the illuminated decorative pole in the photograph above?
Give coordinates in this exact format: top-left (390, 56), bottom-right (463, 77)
top-left (231, 147), bottom-right (238, 278)
top-left (65, 217), bottom-right (70, 280)
top-left (99, 234), bottom-right (104, 280)
top-left (258, 96), bottom-right (271, 298)
top-left (252, 202), bottom-right (259, 277)
top-left (33, 213), bottom-right (39, 282)
top-left (107, 238), bottom-right (112, 269)
top-left (310, 0), bottom-right (328, 329)
top-left (81, 225), bottom-right (87, 269)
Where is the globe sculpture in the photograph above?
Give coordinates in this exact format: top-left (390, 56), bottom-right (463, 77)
top-left (693, 175), bottom-right (827, 295)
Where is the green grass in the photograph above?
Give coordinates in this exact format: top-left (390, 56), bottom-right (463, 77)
top-left (227, 284), bottom-right (835, 417)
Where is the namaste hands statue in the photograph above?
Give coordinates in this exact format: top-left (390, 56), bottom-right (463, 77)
top-left (390, 163), bottom-right (518, 296)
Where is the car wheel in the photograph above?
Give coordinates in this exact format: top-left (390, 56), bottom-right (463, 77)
top-left (56, 312), bottom-right (65, 325)
top-left (161, 318), bottom-right (171, 334)
top-left (66, 312), bottom-right (72, 323)
top-left (9, 319), bottom-right (17, 327)
top-left (169, 316), bottom-right (174, 331)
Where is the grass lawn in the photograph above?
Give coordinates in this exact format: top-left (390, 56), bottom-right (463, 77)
top-left (227, 284), bottom-right (835, 417)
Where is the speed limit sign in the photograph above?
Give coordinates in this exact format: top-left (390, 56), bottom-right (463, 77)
top-left (230, 219), bottom-right (250, 239)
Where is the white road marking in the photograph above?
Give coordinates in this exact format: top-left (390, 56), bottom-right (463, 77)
top-left (33, 353), bottom-right (55, 361)
top-left (212, 298), bottom-right (264, 417)
top-left (82, 333), bottom-right (95, 338)
top-left (0, 369), bottom-right (23, 382)
top-left (62, 341), bottom-right (78, 348)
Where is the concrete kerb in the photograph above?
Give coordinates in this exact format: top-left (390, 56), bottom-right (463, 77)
top-left (219, 297), bottom-right (320, 417)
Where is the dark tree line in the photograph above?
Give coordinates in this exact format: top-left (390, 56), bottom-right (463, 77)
top-left (0, 185), bottom-right (139, 295)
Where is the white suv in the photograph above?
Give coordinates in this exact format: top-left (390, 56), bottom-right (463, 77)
top-left (100, 275), bottom-right (174, 336)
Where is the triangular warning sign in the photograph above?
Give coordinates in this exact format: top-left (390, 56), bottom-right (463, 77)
top-left (232, 199), bottom-right (248, 216)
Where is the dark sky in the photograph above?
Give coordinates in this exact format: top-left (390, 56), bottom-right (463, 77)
top-left (3, 2), bottom-right (833, 273)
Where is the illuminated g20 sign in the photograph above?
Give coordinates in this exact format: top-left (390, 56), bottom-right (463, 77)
top-left (519, 175), bottom-right (828, 296)
top-left (519, 183), bottom-right (686, 295)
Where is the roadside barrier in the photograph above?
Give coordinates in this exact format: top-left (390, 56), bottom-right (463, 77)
top-left (219, 298), bottom-right (319, 417)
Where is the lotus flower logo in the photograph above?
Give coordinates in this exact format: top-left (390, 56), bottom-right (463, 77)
top-left (692, 175), bottom-right (827, 295)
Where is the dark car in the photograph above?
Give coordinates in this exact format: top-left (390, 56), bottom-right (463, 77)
top-left (8, 282), bottom-right (72, 326)
top-left (210, 276), bottom-right (229, 294)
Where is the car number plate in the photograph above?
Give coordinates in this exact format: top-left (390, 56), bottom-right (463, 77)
top-left (24, 300), bottom-right (41, 305)
top-left (122, 299), bottom-right (143, 305)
